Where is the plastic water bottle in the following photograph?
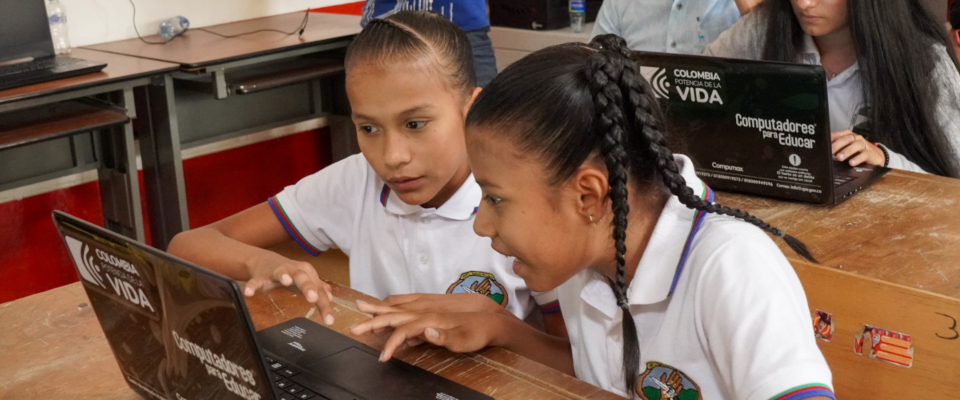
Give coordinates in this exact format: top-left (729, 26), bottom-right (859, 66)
top-left (47, 0), bottom-right (71, 54)
top-left (569, 0), bottom-right (586, 33)
top-left (159, 16), bottom-right (190, 41)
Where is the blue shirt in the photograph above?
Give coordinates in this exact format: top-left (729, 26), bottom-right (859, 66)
top-left (360, 0), bottom-right (489, 31)
top-left (591, 0), bottom-right (741, 54)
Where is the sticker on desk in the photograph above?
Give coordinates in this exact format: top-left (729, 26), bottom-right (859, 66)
top-left (853, 324), bottom-right (914, 368)
top-left (812, 310), bottom-right (834, 342)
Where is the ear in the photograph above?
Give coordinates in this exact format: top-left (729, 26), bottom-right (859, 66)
top-left (461, 86), bottom-right (482, 117)
top-left (569, 164), bottom-right (610, 223)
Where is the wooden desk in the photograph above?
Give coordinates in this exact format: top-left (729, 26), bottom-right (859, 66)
top-left (0, 281), bottom-right (624, 400)
top-left (83, 12), bottom-right (363, 249)
top-left (716, 169), bottom-right (960, 298)
top-left (0, 49), bottom-right (180, 242)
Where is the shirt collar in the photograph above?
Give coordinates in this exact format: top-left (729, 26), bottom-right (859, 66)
top-left (377, 174), bottom-right (481, 221)
top-left (801, 34), bottom-right (860, 85)
top-left (579, 154), bottom-right (713, 318)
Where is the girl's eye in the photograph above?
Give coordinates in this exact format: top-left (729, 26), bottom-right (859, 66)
top-left (485, 194), bottom-right (502, 205)
top-left (406, 121), bottom-right (427, 130)
top-left (359, 125), bottom-right (379, 134)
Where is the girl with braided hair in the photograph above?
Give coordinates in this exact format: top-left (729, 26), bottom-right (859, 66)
top-left (169, 10), bottom-right (566, 337)
top-left (351, 35), bottom-right (834, 400)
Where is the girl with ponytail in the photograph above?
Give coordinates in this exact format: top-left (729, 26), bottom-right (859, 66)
top-left (351, 35), bottom-right (834, 400)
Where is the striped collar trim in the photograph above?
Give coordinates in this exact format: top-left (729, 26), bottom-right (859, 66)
top-left (377, 173), bottom-right (483, 220)
top-left (668, 182), bottom-right (714, 296)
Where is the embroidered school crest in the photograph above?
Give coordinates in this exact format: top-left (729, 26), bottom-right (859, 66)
top-left (446, 271), bottom-right (508, 306)
top-left (637, 362), bottom-right (702, 400)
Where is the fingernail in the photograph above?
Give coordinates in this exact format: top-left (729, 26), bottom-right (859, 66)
top-left (324, 314), bottom-right (335, 326)
top-left (282, 274), bottom-right (292, 284)
top-left (348, 323), bottom-right (358, 330)
top-left (307, 290), bottom-right (317, 302)
top-left (244, 287), bottom-right (254, 296)
top-left (379, 351), bottom-right (387, 362)
top-left (426, 327), bottom-right (439, 339)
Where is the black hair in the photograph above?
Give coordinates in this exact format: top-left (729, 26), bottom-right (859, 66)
top-left (344, 10), bottom-right (476, 96)
top-left (757, 0), bottom-right (960, 178)
top-left (950, 0), bottom-right (960, 30)
top-left (466, 35), bottom-right (817, 395)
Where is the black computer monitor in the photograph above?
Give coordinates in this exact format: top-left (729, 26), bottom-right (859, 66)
top-left (0, 0), bottom-right (55, 64)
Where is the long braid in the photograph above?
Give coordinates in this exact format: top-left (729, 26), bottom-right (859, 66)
top-left (585, 48), bottom-right (641, 395)
top-left (592, 34), bottom-right (818, 263)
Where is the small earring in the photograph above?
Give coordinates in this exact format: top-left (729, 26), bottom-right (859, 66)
top-left (589, 215), bottom-right (594, 222)
top-left (594, 218), bottom-right (602, 226)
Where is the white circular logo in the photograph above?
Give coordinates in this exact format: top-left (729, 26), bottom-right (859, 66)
top-left (789, 154), bottom-right (801, 166)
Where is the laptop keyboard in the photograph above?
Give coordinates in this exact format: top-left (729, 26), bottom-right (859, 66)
top-left (0, 57), bottom-right (82, 77)
top-left (267, 356), bottom-right (341, 400)
top-left (833, 174), bottom-right (856, 187)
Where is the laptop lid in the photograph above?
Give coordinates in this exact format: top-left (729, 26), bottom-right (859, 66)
top-left (635, 51), bottom-right (835, 204)
top-left (0, 0), bottom-right (56, 64)
top-left (53, 211), bottom-right (276, 400)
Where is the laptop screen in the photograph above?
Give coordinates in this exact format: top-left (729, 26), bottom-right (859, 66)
top-left (0, 0), bottom-right (55, 64)
top-left (56, 215), bottom-right (274, 400)
top-left (635, 52), bottom-right (834, 203)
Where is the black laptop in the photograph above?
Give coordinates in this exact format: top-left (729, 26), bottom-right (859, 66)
top-left (634, 52), bottom-right (888, 205)
top-left (53, 211), bottom-right (492, 400)
top-left (0, 0), bottom-right (107, 92)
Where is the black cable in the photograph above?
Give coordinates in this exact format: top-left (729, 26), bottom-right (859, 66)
top-left (128, 0), bottom-right (168, 44)
top-left (127, 0), bottom-right (310, 45)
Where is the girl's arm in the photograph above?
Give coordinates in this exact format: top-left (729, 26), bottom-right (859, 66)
top-left (349, 311), bottom-right (575, 375)
top-left (167, 202), bottom-right (337, 324)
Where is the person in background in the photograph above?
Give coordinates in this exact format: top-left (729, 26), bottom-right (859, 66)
top-left (704, 0), bottom-right (960, 178)
top-left (360, 0), bottom-right (498, 87)
top-left (591, 0), bottom-right (763, 54)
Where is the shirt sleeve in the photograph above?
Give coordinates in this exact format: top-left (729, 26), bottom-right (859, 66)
top-left (878, 144), bottom-right (931, 174)
top-left (695, 230), bottom-right (834, 400)
top-left (589, 0), bottom-right (621, 40)
top-left (701, 9), bottom-right (765, 60)
top-left (269, 154), bottom-right (369, 256)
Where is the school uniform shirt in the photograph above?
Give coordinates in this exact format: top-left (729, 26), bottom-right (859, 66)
top-left (359, 0), bottom-right (489, 31)
top-left (703, 10), bottom-right (960, 175)
top-left (560, 154), bottom-right (834, 400)
top-left (591, 0), bottom-right (741, 54)
top-left (268, 154), bottom-right (557, 319)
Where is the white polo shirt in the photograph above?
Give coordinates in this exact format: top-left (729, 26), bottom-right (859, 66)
top-left (268, 154), bottom-right (557, 319)
top-left (560, 154), bottom-right (834, 400)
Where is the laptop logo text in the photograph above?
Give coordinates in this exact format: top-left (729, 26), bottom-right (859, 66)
top-left (173, 331), bottom-right (261, 400)
top-left (642, 67), bottom-right (724, 105)
top-left (66, 236), bottom-right (105, 289)
top-left (65, 236), bottom-right (155, 313)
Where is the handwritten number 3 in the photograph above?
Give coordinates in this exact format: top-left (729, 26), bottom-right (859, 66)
top-left (936, 313), bottom-right (959, 340)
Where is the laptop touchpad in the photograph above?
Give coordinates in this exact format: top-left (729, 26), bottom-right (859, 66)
top-left (306, 347), bottom-right (465, 399)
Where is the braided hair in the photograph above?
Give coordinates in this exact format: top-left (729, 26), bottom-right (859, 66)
top-left (466, 34), bottom-right (816, 395)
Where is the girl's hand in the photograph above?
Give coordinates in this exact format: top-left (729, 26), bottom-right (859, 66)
top-left (349, 311), bottom-right (504, 362)
top-left (831, 130), bottom-right (886, 167)
top-left (243, 252), bottom-right (336, 325)
top-left (359, 293), bottom-right (512, 316)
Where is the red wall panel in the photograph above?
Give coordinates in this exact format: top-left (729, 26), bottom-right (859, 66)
top-left (0, 128), bottom-right (331, 303)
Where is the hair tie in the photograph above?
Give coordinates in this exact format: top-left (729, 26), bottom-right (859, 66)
top-left (773, 229), bottom-right (786, 238)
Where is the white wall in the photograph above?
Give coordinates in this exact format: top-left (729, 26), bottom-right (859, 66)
top-left (60, 0), bottom-right (354, 47)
